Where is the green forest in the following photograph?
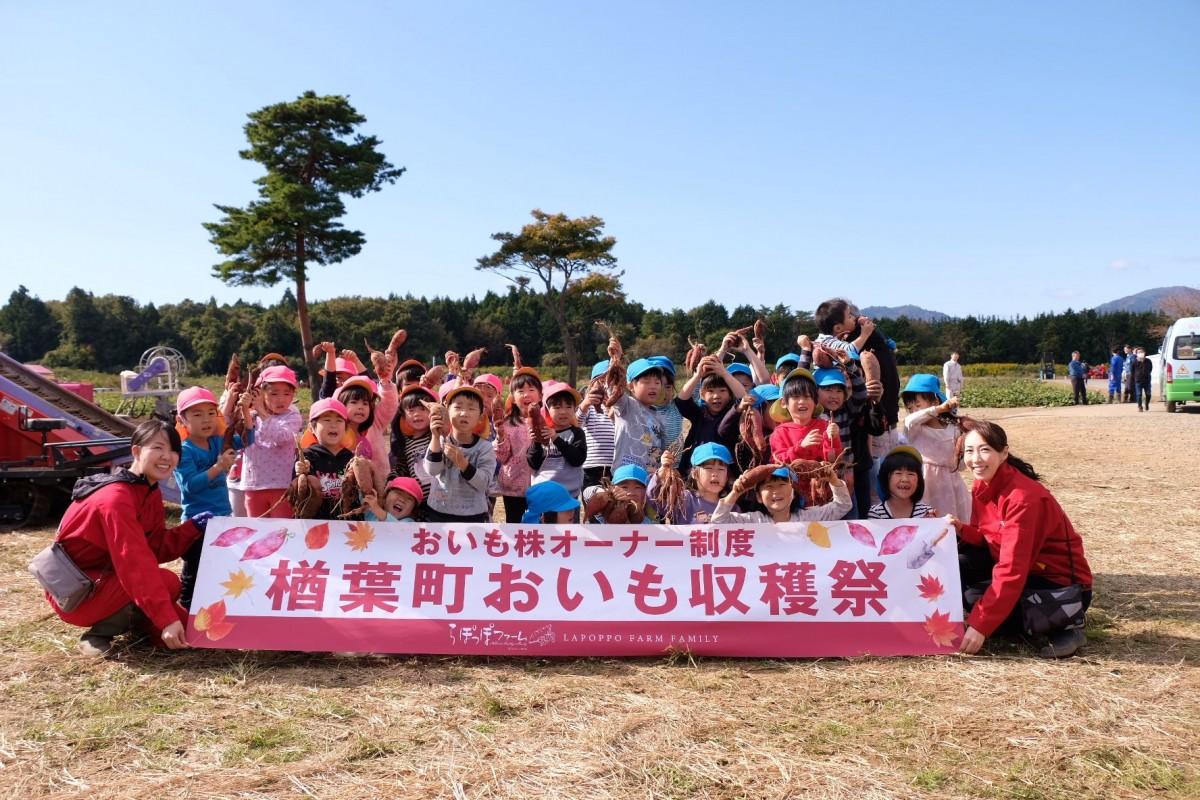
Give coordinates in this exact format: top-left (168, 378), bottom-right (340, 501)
top-left (0, 283), bottom-right (1170, 376)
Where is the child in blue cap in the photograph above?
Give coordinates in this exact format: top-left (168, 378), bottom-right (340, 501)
top-left (648, 355), bottom-right (685, 448)
top-left (900, 374), bottom-right (970, 519)
top-left (600, 336), bottom-right (667, 475)
top-left (649, 441), bottom-right (734, 524)
top-left (521, 481), bottom-right (581, 524)
top-left (582, 464), bottom-right (656, 523)
top-left (673, 354), bottom-right (748, 471)
top-left (711, 465), bottom-right (851, 523)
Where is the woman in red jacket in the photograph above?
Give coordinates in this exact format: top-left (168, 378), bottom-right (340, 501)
top-left (48, 419), bottom-right (212, 657)
top-left (949, 418), bottom-right (1093, 658)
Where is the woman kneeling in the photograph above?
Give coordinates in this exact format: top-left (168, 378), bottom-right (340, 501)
top-left (950, 418), bottom-right (1093, 658)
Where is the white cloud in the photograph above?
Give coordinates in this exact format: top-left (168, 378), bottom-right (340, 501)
top-left (1109, 259), bottom-right (1134, 271)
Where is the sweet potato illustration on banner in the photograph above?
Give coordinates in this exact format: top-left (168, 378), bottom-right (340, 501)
top-left (211, 526), bottom-right (257, 548)
top-left (240, 528), bottom-right (289, 561)
top-left (878, 524), bottom-right (917, 556)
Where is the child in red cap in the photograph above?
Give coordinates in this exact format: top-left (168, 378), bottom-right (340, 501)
top-left (241, 365), bottom-right (304, 518)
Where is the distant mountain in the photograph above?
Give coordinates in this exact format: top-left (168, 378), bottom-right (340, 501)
top-left (859, 304), bottom-right (951, 322)
top-left (1093, 285), bottom-right (1200, 314)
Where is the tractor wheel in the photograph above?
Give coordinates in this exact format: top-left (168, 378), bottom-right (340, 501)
top-left (0, 482), bottom-right (55, 533)
top-left (1166, 401), bottom-right (1178, 413)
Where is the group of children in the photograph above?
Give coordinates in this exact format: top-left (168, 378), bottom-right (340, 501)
top-left (169, 298), bottom-right (974, 608)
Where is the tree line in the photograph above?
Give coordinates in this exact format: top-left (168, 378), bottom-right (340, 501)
top-left (0, 283), bottom-right (1170, 377)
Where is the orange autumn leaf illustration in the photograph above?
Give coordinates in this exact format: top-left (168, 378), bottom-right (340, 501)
top-left (806, 521), bottom-right (831, 548)
top-left (917, 574), bottom-right (945, 602)
top-left (924, 610), bottom-right (958, 647)
top-left (220, 569), bottom-right (254, 599)
top-left (305, 522), bottom-right (330, 550)
top-left (194, 599), bottom-right (236, 641)
top-left (345, 521), bottom-right (375, 552)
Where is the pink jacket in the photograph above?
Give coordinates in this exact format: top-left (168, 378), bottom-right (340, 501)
top-left (495, 418), bottom-right (534, 496)
top-left (354, 380), bottom-right (398, 496)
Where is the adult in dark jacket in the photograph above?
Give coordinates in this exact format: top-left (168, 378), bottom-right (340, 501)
top-left (1130, 347), bottom-right (1154, 411)
top-left (47, 419), bottom-right (211, 657)
top-left (949, 418), bottom-right (1093, 658)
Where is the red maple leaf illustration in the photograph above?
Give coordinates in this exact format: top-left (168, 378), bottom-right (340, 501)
top-left (917, 573), bottom-right (945, 602)
top-left (924, 610), bottom-right (959, 647)
top-left (194, 599), bottom-right (235, 641)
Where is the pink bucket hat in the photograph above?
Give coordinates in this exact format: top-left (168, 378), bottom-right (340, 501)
top-left (472, 373), bottom-right (504, 395)
top-left (319, 357), bottom-right (357, 377)
top-left (309, 398), bottom-right (349, 422)
top-left (385, 476), bottom-right (425, 505)
top-left (257, 365), bottom-right (298, 388)
top-left (176, 386), bottom-right (219, 414)
top-left (541, 380), bottom-right (581, 409)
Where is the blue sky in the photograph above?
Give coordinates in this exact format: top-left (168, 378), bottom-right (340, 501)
top-left (2, 1), bottom-right (1197, 318)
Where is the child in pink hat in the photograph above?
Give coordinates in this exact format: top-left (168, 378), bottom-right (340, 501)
top-left (240, 365), bottom-right (304, 518)
top-left (363, 476), bottom-right (423, 522)
top-left (173, 385), bottom-right (254, 607)
top-left (294, 398), bottom-right (355, 519)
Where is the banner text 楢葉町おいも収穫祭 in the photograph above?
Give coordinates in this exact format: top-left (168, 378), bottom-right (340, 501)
top-left (186, 517), bottom-right (962, 657)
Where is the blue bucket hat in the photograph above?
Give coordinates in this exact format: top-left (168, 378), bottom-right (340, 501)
top-left (590, 360), bottom-right (610, 379)
top-left (813, 367), bottom-right (847, 388)
top-left (726, 363), bottom-right (752, 379)
top-left (775, 352), bottom-right (801, 371)
top-left (626, 358), bottom-right (663, 382)
top-left (612, 464), bottom-right (650, 486)
top-left (749, 383), bottom-right (780, 408)
top-left (648, 355), bottom-right (676, 378)
top-left (521, 481), bottom-right (580, 523)
top-left (901, 374), bottom-right (946, 403)
top-left (690, 442), bottom-right (733, 466)
top-left (768, 466), bottom-right (795, 482)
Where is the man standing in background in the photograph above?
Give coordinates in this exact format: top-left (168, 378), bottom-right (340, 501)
top-left (1107, 346), bottom-right (1124, 403)
top-left (1068, 351), bottom-right (1088, 405)
top-left (943, 351), bottom-right (964, 400)
top-left (1121, 344), bottom-right (1135, 403)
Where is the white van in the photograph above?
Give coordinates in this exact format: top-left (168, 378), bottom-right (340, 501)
top-left (1159, 316), bottom-right (1200, 412)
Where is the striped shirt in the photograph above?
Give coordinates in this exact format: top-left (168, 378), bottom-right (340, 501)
top-left (868, 501), bottom-right (935, 520)
top-left (578, 406), bottom-right (616, 470)
top-left (395, 432), bottom-right (433, 498)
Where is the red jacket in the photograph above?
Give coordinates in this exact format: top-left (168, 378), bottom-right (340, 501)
top-left (54, 470), bottom-right (201, 631)
top-left (769, 418), bottom-right (842, 464)
top-left (960, 462), bottom-right (1092, 636)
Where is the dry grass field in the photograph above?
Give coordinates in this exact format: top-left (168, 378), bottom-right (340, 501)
top-left (1, 403), bottom-right (1196, 800)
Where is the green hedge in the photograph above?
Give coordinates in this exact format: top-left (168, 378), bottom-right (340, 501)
top-left (960, 379), bottom-right (1106, 408)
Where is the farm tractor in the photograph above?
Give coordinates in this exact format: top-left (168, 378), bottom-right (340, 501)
top-left (0, 350), bottom-right (180, 531)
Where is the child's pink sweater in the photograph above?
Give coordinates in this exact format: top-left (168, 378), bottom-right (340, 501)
top-left (241, 407), bottom-right (304, 491)
top-left (495, 418), bottom-right (534, 496)
top-left (352, 380), bottom-right (398, 496)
